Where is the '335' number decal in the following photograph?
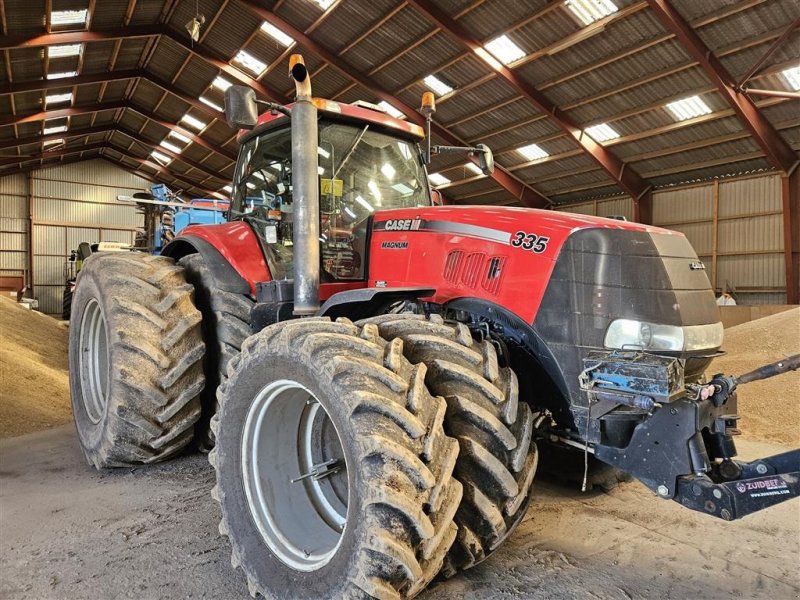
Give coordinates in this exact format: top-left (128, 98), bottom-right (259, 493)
top-left (511, 231), bottom-right (550, 253)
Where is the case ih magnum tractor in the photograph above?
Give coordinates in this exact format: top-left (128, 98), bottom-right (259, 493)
top-left (69, 56), bottom-right (799, 599)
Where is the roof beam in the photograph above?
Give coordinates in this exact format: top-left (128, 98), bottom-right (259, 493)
top-left (0, 124), bottom-right (111, 150)
top-left (646, 0), bottom-right (798, 174)
top-left (235, 0), bottom-right (550, 209)
top-left (0, 24), bottom-right (162, 49)
top-left (0, 68), bottom-right (227, 125)
top-left (0, 141), bottom-right (219, 198)
top-left (0, 69), bottom-right (141, 95)
top-left (404, 0), bottom-right (652, 203)
top-left (0, 141), bottom-right (107, 167)
top-left (1, 100), bottom-right (236, 162)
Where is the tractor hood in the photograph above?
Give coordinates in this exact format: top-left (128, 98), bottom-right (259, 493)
top-left (367, 205), bottom-right (696, 324)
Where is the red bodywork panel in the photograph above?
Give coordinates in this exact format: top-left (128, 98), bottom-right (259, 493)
top-left (181, 222), bottom-right (269, 295)
top-left (182, 207), bottom-right (680, 323)
top-left (367, 206), bottom-right (680, 324)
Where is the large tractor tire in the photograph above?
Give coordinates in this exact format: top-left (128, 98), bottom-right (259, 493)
top-left (68, 253), bottom-right (205, 468)
top-left (62, 285), bottom-right (72, 321)
top-left (210, 318), bottom-right (462, 600)
top-left (359, 314), bottom-right (539, 577)
top-left (178, 253), bottom-right (253, 450)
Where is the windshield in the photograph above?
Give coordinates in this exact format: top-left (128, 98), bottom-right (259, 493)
top-left (230, 120), bottom-right (430, 281)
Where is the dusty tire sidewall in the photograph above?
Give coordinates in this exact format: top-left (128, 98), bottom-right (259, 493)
top-left (216, 349), bottom-right (363, 600)
top-left (68, 266), bottom-right (121, 458)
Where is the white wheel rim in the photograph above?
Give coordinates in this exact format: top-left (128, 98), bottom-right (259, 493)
top-left (78, 298), bottom-right (110, 424)
top-left (241, 379), bottom-right (349, 572)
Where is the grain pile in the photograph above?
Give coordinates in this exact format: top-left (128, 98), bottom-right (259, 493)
top-left (0, 296), bottom-right (72, 438)
top-left (712, 307), bottom-right (799, 446)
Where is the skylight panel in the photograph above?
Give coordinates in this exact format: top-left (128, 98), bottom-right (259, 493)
top-left (212, 76), bottom-right (233, 91)
top-left (159, 140), bottom-right (182, 154)
top-left (51, 9), bottom-right (88, 26)
top-left (484, 34), bottom-right (526, 65)
top-left (168, 130), bottom-right (192, 144)
top-left (222, 184), bottom-right (233, 193)
top-left (151, 150), bottom-right (171, 165)
top-left (428, 172), bottom-right (450, 186)
top-left (48, 44), bottom-right (81, 58)
top-left (44, 124), bottom-right (68, 135)
top-left (464, 162), bottom-right (483, 175)
top-left (585, 122), bottom-right (620, 142)
top-left (782, 66), bottom-right (800, 91)
top-left (180, 114), bottom-right (206, 130)
top-left (45, 92), bottom-right (73, 105)
top-left (44, 138), bottom-right (64, 147)
top-left (378, 101), bottom-right (404, 119)
top-left (233, 50), bottom-right (267, 76)
top-left (200, 97), bottom-right (224, 112)
top-left (261, 22), bottom-right (294, 47)
top-left (47, 71), bottom-right (78, 80)
top-left (666, 95), bottom-right (712, 121)
top-left (313, 0), bottom-right (336, 9)
top-left (565, 0), bottom-right (618, 25)
top-left (423, 75), bottom-right (453, 96)
top-left (517, 143), bottom-right (549, 161)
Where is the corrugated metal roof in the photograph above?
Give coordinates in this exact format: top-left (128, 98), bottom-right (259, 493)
top-left (0, 0), bottom-right (796, 203)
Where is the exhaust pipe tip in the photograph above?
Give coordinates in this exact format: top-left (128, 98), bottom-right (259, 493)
top-left (289, 54), bottom-right (312, 99)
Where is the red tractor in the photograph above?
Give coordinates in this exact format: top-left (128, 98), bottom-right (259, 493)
top-left (68, 56), bottom-right (799, 599)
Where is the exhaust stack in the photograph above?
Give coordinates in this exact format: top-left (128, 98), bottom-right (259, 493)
top-left (289, 55), bottom-right (320, 316)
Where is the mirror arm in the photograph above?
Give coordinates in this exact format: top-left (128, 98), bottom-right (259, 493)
top-left (254, 100), bottom-right (292, 118)
top-left (431, 144), bottom-right (485, 155)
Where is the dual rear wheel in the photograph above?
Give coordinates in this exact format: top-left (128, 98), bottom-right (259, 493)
top-left (69, 254), bottom-right (540, 598)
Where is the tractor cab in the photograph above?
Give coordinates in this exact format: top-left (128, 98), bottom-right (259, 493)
top-left (228, 100), bottom-right (432, 283)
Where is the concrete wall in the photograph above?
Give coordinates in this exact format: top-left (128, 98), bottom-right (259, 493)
top-left (0, 159), bottom-right (150, 316)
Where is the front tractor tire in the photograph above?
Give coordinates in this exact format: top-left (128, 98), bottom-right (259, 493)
top-left (359, 314), bottom-right (539, 576)
top-left (211, 318), bottom-right (463, 600)
top-left (68, 253), bottom-right (205, 468)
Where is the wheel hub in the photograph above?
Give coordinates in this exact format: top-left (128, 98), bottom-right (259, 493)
top-left (78, 298), bottom-right (110, 424)
top-left (241, 380), bottom-right (349, 572)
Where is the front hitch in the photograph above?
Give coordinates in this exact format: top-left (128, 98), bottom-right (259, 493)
top-left (578, 351), bottom-right (800, 521)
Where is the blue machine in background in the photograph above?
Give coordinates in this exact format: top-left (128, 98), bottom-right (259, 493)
top-left (121, 184), bottom-right (230, 254)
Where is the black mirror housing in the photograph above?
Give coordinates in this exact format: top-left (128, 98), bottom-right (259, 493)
top-left (224, 85), bottom-right (258, 130)
top-left (476, 143), bottom-right (494, 176)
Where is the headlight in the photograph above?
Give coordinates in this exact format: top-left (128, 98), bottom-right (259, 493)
top-left (604, 319), bottom-right (723, 352)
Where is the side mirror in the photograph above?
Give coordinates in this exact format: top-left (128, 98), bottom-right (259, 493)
top-left (431, 189), bottom-right (444, 206)
top-left (224, 85), bottom-right (258, 130)
top-left (476, 143), bottom-right (494, 175)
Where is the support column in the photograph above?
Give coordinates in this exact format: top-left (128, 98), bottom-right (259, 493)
top-left (782, 168), bottom-right (799, 304)
top-left (26, 171), bottom-right (34, 292)
top-left (634, 189), bottom-right (653, 225)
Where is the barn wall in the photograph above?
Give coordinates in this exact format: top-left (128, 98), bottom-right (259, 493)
top-left (0, 159), bottom-right (149, 316)
top-left (0, 173), bottom-right (28, 293)
top-left (555, 173), bottom-right (786, 304)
